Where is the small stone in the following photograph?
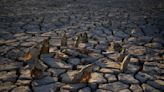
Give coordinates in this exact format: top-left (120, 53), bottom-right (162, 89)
top-left (89, 72), bottom-right (107, 84)
top-left (11, 86), bottom-right (31, 92)
top-left (104, 74), bottom-right (117, 82)
top-left (147, 80), bottom-right (164, 90)
top-left (79, 87), bottom-right (91, 92)
top-left (118, 73), bottom-right (139, 84)
top-left (142, 84), bottom-right (161, 92)
top-left (99, 82), bottom-right (129, 92)
top-left (118, 89), bottom-right (131, 92)
top-left (130, 84), bottom-right (143, 92)
top-left (67, 58), bottom-right (80, 65)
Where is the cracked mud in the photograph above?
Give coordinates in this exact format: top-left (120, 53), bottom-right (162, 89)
top-left (0, 0), bottom-right (164, 92)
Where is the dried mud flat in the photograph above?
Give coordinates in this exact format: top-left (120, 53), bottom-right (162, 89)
top-left (0, 0), bottom-right (164, 92)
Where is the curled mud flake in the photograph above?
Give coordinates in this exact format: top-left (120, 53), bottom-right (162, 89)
top-left (120, 54), bottom-right (131, 72)
top-left (54, 51), bottom-right (69, 60)
top-left (81, 32), bottom-right (88, 43)
top-left (61, 32), bottom-right (67, 46)
top-left (107, 42), bottom-right (122, 53)
top-left (40, 38), bottom-right (50, 54)
top-left (31, 66), bottom-right (43, 79)
top-left (23, 51), bottom-right (32, 61)
top-left (80, 64), bottom-right (93, 82)
top-left (117, 48), bottom-right (126, 62)
top-left (74, 34), bottom-right (82, 48)
top-left (80, 72), bottom-right (91, 83)
top-left (72, 64), bottom-right (93, 83)
top-left (31, 59), bottom-right (47, 79)
top-left (75, 32), bottom-right (88, 48)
